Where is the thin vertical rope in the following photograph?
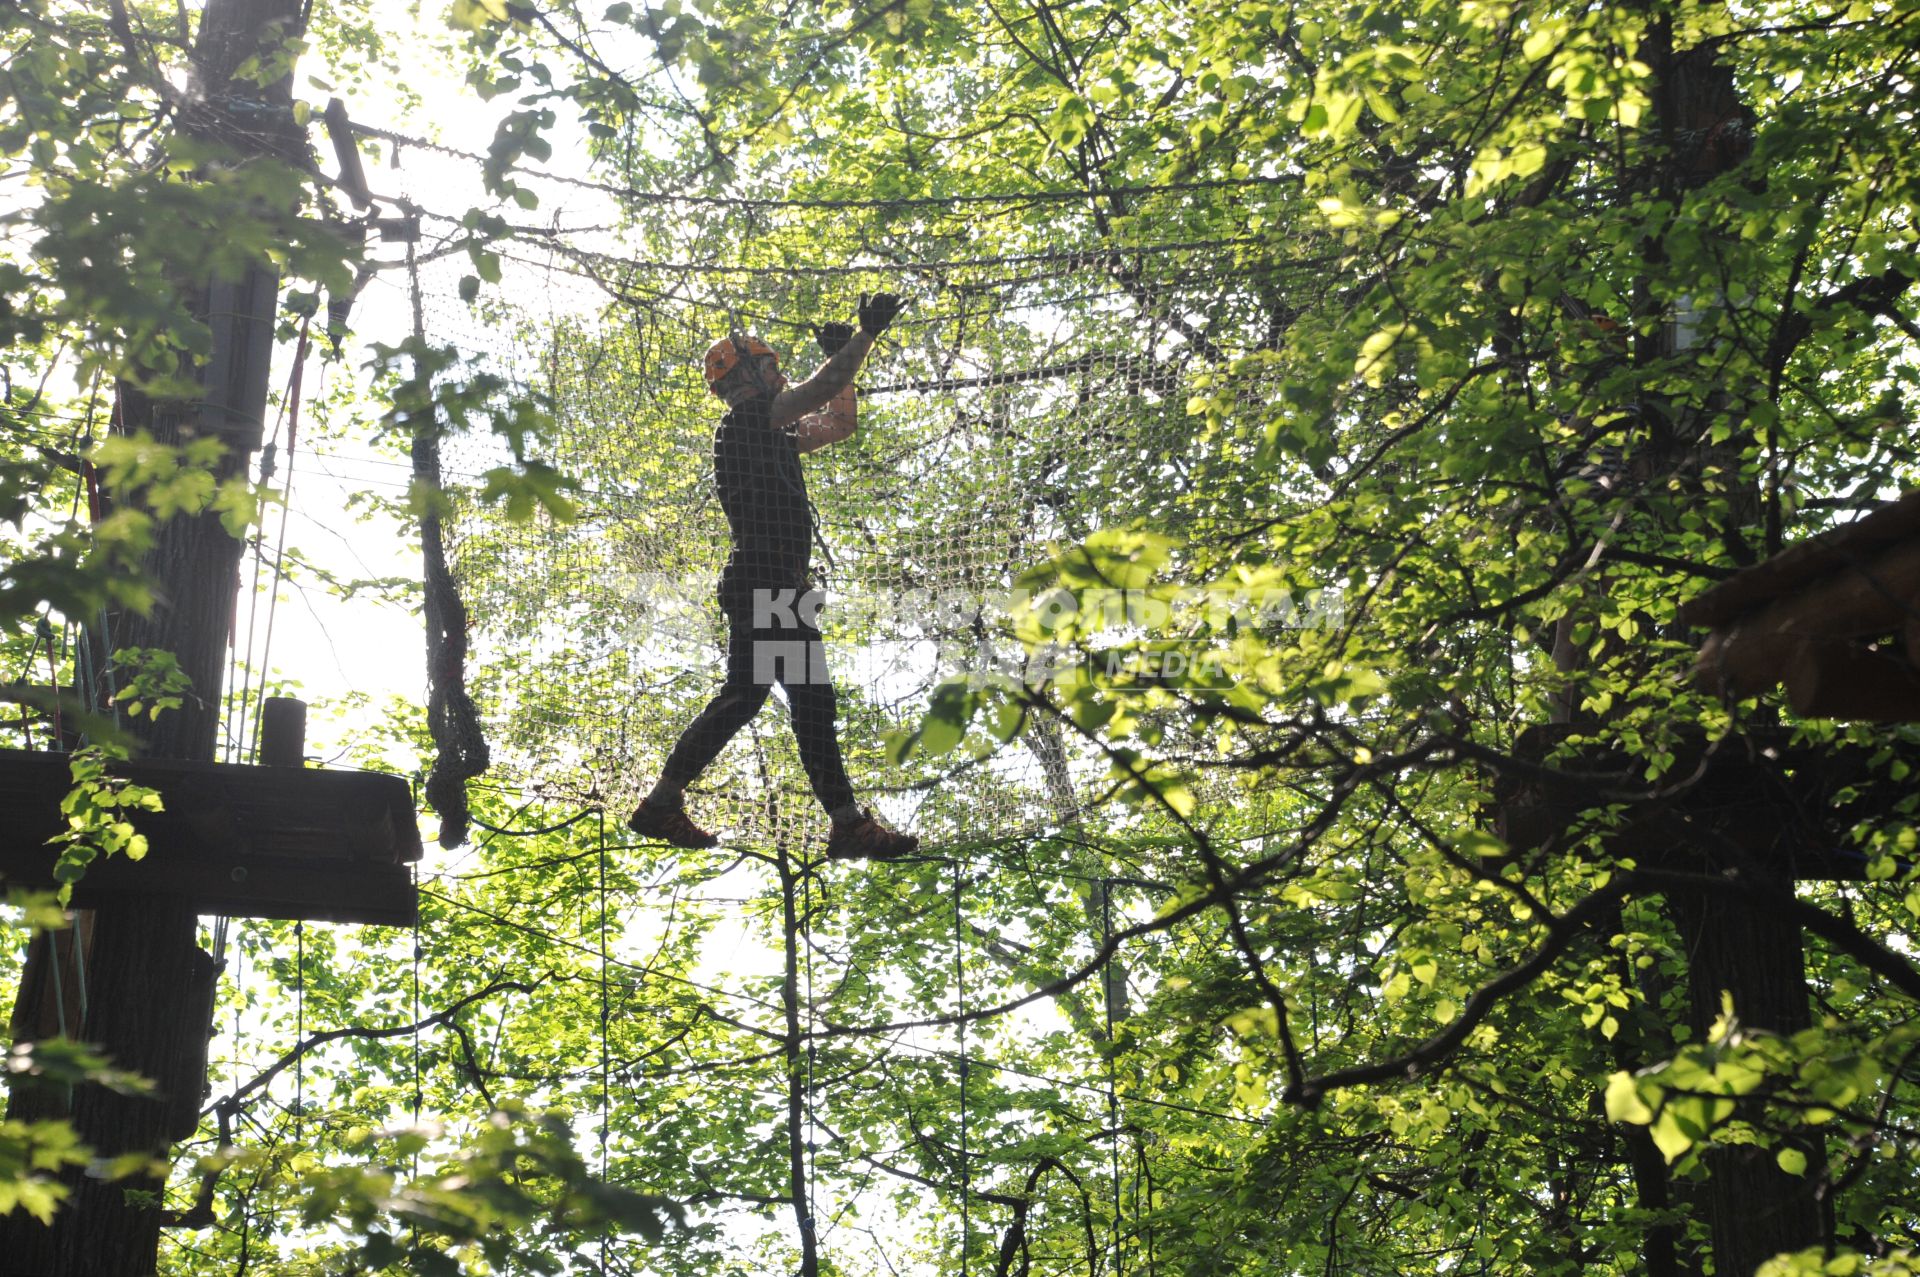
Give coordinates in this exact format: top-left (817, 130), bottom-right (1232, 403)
top-left (228, 317), bottom-right (306, 761)
top-left (1138, 1142), bottom-right (1158, 1276)
top-left (51, 368), bottom-right (98, 752)
top-left (39, 620), bottom-right (60, 749)
top-left (69, 914), bottom-right (87, 1026)
top-left (411, 866), bottom-right (422, 1255)
top-left (953, 860), bottom-right (970, 1277)
top-left (233, 937), bottom-right (245, 1084)
top-left (802, 857), bottom-right (818, 1243)
top-left (87, 391), bottom-right (119, 729)
top-left (243, 318), bottom-right (313, 762)
top-left (411, 874), bottom-right (423, 1128)
top-left (224, 430), bottom-right (278, 761)
top-left (597, 809), bottom-right (610, 1277)
top-left (48, 930), bottom-right (69, 1039)
top-left (1101, 882), bottom-right (1124, 1277)
top-left (293, 919), bottom-right (305, 1138)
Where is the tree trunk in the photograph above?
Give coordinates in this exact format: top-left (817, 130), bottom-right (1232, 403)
top-left (1638, 23), bottom-right (1821, 1274)
top-left (1669, 877), bottom-right (1823, 1275)
top-left (0, 2), bottom-right (305, 1272)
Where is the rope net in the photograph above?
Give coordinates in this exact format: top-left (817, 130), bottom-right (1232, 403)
top-left (389, 139), bottom-right (1317, 852)
top-left (156, 138), bottom-right (1336, 1274)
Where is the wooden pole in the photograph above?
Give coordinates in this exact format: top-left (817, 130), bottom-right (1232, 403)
top-left (0, 2), bottom-right (306, 1272)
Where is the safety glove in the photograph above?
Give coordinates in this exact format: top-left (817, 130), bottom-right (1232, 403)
top-left (813, 321), bottom-right (855, 357)
top-left (857, 292), bottom-right (905, 336)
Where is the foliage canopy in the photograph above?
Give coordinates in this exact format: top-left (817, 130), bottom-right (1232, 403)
top-left (4, 0), bottom-right (1920, 1274)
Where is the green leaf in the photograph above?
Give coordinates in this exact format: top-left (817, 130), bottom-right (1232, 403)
top-left (1604, 1072), bottom-right (1654, 1124)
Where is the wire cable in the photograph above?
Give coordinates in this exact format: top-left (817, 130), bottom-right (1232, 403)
top-left (350, 119), bottom-right (1300, 211)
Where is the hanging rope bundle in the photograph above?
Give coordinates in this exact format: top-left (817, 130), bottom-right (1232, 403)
top-left (408, 232), bottom-right (491, 848)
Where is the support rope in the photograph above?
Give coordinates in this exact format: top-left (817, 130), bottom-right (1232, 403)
top-left (953, 860), bottom-right (970, 1277)
top-left (293, 919), bottom-right (305, 1138)
top-left (346, 118), bottom-right (1301, 211)
top-left (802, 855), bottom-right (820, 1257)
top-left (411, 876), bottom-right (423, 1254)
top-left (408, 228), bottom-right (491, 847)
top-left (47, 927), bottom-right (69, 1039)
top-left (229, 315), bottom-right (311, 763)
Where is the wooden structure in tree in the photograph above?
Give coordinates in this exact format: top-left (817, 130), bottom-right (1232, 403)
top-left (0, 748), bottom-right (421, 926)
top-left (1680, 490), bottom-right (1920, 722)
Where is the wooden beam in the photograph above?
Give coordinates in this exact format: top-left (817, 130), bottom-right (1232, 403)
top-left (1784, 640), bottom-right (1920, 722)
top-left (258, 695), bottom-right (307, 766)
top-left (323, 98), bottom-right (373, 210)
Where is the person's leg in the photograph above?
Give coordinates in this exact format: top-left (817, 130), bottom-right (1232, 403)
top-left (775, 590), bottom-right (915, 858)
top-left (777, 604), bottom-right (860, 819)
top-left (650, 609), bottom-right (769, 805)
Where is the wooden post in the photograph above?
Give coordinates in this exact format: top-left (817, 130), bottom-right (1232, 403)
top-left (0, 2), bottom-right (307, 1273)
top-left (259, 696), bottom-right (308, 767)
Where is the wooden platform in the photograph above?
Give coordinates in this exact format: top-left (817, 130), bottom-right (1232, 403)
top-left (0, 749), bottom-right (422, 926)
top-left (1681, 491), bottom-right (1920, 720)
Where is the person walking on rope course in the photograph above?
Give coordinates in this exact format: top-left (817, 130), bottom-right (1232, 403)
top-left (628, 293), bottom-right (921, 860)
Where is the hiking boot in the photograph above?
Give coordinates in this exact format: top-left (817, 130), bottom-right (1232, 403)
top-left (826, 812), bottom-right (920, 861)
top-left (627, 799), bottom-right (718, 849)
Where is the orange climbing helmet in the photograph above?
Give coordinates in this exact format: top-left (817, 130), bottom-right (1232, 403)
top-left (703, 334), bottom-right (778, 396)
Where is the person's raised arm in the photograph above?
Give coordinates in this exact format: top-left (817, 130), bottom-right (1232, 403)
top-left (790, 323), bottom-right (859, 452)
top-left (770, 293), bottom-right (904, 429)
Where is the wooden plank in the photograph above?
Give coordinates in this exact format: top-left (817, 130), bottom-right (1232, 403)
top-left (1678, 490), bottom-right (1920, 628)
top-left (0, 841), bottom-right (417, 926)
top-left (323, 98), bottom-right (372, 210)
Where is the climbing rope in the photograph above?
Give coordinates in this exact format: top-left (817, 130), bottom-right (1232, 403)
top-left (597, 809), bottom-right (611, 1277)
top-left (801, 854), bottom-right (820, 1255)
top-left (410, 876), bottom-right (424, 1256)
top-left (407, 226), bottom-right (491, 848)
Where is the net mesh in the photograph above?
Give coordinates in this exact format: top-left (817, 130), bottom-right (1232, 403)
top-left (382, 138), bottom-right (1312, 851)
